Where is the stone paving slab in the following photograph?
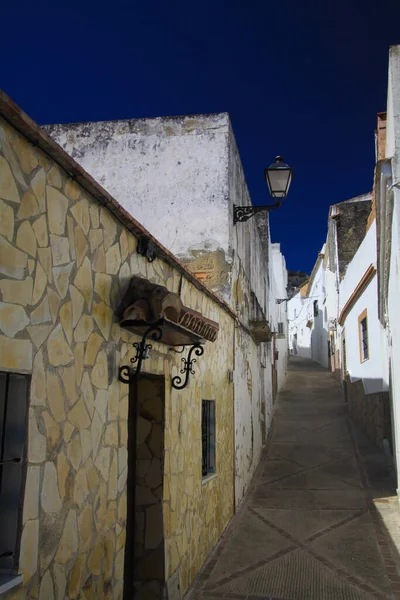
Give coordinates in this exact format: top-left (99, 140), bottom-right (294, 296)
top-left (185, 357), bottom-right (400, 600)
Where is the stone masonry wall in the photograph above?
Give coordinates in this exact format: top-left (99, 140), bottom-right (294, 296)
top-left (0, 115), bottom-right (235, 599)
top-left (337, 199), bottom-right (372, 279)
top-left (346, 377), bottom-right (391, 449)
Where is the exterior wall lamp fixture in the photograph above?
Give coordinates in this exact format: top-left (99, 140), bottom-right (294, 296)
top-left (233, 156), bottom-right (293, 224)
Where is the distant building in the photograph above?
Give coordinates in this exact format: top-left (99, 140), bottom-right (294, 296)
top-left (288, 247), bottom-right (328, 367)
top-left (287, 45), bottom-right (400, 463)
top-left (287, 270), bottom-right (308, 297)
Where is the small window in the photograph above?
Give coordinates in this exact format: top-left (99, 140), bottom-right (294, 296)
top-left (202, 400), bottom-right (215, 478)
top-left (313, 300), bottom-right (319, 317)
top-left (278, 322), bottom-right (284, 334)
top-left (294, 309), bottom-right (297, 318)
top-left (358, 310), bottom-right (369, 362)
top-left (0, 372), bottom-right (30, 572)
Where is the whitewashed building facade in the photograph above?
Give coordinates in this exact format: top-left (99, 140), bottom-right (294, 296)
top-left (287, 46), bottom-right (400, 464)
top-left (376, 45), bottom-right (400, 490)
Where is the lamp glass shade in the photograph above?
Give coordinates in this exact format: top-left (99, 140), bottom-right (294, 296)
top-left (265, 156), bottom-right (293, 199)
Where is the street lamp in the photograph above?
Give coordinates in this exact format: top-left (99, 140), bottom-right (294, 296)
top-left (233, 156), bottom-right (293, 224)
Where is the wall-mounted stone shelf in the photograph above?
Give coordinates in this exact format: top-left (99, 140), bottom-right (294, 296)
top-left (119, 318), bottom-right (205, 347)
top-left (118, 276), bottom-right (219, 344)
top-left (249, 320), bottom-right (273, 344)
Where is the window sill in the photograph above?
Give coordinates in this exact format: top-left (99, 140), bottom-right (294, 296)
top-left (0, 574), bottom-right (23, 596)
top-left (202, 472), bottom-right (217, 485)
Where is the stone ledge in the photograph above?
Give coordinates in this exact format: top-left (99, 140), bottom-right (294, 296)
top-left (0, 574), bottom-right (23, 597)
top-left (201, 473), bottom-right (218, 486)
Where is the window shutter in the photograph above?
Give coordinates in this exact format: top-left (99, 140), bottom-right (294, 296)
top-left (0, 373), bottom-right (29, 571)
top-left (201, 401), bottom-right (208, 476)
top-left (209, 401), bottom-right (215, 472)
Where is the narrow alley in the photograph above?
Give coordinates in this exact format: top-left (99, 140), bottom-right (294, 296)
top-left (187, 357), bottom-right (400, 600)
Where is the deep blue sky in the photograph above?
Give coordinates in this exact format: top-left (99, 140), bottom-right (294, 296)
top-left (1, 0), bottom-right (399, 273)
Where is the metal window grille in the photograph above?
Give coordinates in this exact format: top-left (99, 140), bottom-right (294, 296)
top-left (278, 322), bottom-right (284, 334)
top-left (0, 372), bottom-right (30, 572)
top-left (360, 318), bottom-right (369, 360)
top-left (202, 400), bottom-right (215, 477)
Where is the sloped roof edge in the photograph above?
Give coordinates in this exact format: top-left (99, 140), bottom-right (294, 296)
top-left (0, 89), bottom-right (236, 320)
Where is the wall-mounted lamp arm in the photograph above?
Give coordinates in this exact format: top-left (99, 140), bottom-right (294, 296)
top-left (233, 202), bottom-right (282, 224)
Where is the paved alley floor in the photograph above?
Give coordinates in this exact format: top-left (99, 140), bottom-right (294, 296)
top-left (186, 357), bottom-right (400, 600)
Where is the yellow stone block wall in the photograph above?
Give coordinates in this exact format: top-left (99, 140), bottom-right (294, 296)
top-left (0, 116), bottom-right (235, 599)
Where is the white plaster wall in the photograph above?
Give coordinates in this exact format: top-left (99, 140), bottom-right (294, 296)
top-left (234, 329), bottom-right (265, 503)
top-left (288, 292), bottom-right (312, 358)
top-left (340, 222), bottom-right (377, 309)
top-left (228, 126), bottom-right (270, 317)
top-left (388, 186), bottom-right (400, 484)
top-left (228, 131), bottom-right (275, 505)
top-left (46, 115), bottom-right (231, 261)
top-left (270, 244), bottom-right (288, 390)
top-left (325, 260), bottom-right (339, 323)
top-left (308, 255), bottom-right (329, 368)
top-left (386, 45), bottom-right (400, 490)
top-left (338, 220), bottom-right (389, 394)
top-left (340, 275), bottom-right (388, 394)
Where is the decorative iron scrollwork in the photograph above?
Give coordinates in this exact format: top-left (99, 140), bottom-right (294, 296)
top-left (233, 202), bottom-right (282, 224)
top-left (137, 237), bottom-right (157, 262)
top-left (171, 344), bottom-right (204, 390)
top-left (169, 345), bottom-right (185, 354)
top-left (118, 325), bottom-right (163, 383)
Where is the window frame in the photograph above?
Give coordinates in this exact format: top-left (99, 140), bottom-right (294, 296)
top-left (201, 400), bottom-right (216, 480)
top-left (358, 309), bottom-right (369, 363)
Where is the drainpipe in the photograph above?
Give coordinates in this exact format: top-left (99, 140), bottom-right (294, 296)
top-left (378, 161), bottom-right (393, 321)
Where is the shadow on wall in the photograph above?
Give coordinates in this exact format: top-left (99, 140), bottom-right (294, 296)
top-left (343, 375), bottom-right (392, 454)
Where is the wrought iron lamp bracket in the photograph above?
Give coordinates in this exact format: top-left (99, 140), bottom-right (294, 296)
top-left (118, 324), bottom-right (163, 383)
top-left (171, 344), bottom-right (204, 390)
top-left (276, 298), bottom-right (289, 304)
top-left (233, 202), bottom-right (282, 224)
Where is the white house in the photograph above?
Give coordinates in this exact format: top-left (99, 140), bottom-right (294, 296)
top-left (46, 114), bottom-right (289, 505)
top-left (269, 243), bottom-right (288, 394)
top-left (306, 246), bottom-right (329, 369)
top-left (324, 216), bottom-right (341, 379)
top-left (337, 219), bottom-right (391, 448)
top-left (375, 45), bottom-right (400, 488)
top-left (288, 246), bottom-right (329, 368)
top-left (288, 283), bottom-right (311, 359)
